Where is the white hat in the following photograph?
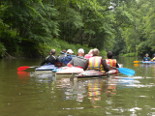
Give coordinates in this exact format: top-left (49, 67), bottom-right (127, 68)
top-left (67, 49), bottom-right (74, 54)
top-left (78, 48), bottom-right (84, 53)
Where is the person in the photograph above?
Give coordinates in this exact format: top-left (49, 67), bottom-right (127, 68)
top-left (67, 48), bottom-right (88, 70)
top-left (86, 48), bottom-right (109, 72)
top-left (58, 49), bottom-right (67, 66)
top-left (40, 49), bottom-right (58, 66)
top-left (60, 49), bottom-right (75, 65)
top-left (105, 51), bottom-right (119, 68)
top-left (84, 49), bottom-right (93, 59)
top-left (151, 54), bottom-right (155, 61)
top-left (66, 49), bottom-right (74, 55)
top-left (143, 53), bottom-right (151, 61)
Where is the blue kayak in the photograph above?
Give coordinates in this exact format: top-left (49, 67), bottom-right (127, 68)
top-left (141, 61), bottom-right (155, 64)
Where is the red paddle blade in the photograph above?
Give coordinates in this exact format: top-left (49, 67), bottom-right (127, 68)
top-left (17, 66), bottom-right (30, 71)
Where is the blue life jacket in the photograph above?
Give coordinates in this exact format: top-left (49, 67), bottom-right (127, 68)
top-left (61, 55), bottom-right (73, 65)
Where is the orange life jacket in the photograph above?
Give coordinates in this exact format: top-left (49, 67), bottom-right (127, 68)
top-left (87, 56), bottom-right (103, 71)
top-left (106, 59), bottom-right (117, 68)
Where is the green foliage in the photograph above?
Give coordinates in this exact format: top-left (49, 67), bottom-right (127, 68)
top-left (0, 42), bottom-right (6, 58)
top-left (37, 38), bottom-right (92, 56)
top-left (1, 0), bottom-right (155, 58)
top-left (122, 52), bottom-right (137, 57)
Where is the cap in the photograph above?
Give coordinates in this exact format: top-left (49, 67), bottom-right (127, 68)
top-left (67, 49), bottom-right (74, 54)
top-left (78, 48), bottom-right (84, 53)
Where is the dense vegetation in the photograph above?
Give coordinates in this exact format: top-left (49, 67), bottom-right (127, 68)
top-left (0, 0), bottom-right (155, 58)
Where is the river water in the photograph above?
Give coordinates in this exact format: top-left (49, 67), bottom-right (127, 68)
top-left (0, 57), bottom-right (155, 116)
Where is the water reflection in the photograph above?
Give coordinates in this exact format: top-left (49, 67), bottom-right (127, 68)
top-left (15, 65), bottom-right (155, 115)
top-left (56, 77), bottom-right (87, 102)
top-left (17, 70), bottom-right (55, 84)
top-left (55, 76), bottom-right (119, 108)
top-left (17, 71), bottom-right (30, 78)
top-left (30, 71), bottom-right (55, 83)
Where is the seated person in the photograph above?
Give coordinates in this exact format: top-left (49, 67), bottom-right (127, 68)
top-left (143, 53), bottom-right (151, 61)
top-left (151, 54), bottom-right (155, 61)
top-left (84, 49), bottom-right (93, 59)
top-left (58, 49), bottom-right (67, 66)
top-left (60, 49), bottom-right (75, 65)
top-left (105, 51), bottom-right (119, 68)
top-left (40, 49), bottom-right (58, 66)
top-left (67, 48), bottom-right (88, 70)
top-left (87, 48), bottom-right (109, 72)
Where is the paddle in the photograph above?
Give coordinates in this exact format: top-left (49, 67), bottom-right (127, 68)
top-left (17, 66), bottom-right (38, 71)
top-left (117, 68), bottom-right (135, 76)
top-left (133, 61), bottom-right (141, 63)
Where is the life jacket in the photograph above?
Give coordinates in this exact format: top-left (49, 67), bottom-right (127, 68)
top-left (152, 57), bottom-right (155, 61)
top-left (87, 56), bottom-right (103, 71)
top-left (143, 57), bottom-right (150, 61)
top-left (105, 59), bottom-right (117, 68)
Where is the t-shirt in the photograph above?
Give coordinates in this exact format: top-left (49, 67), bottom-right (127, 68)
top-left (69, 56), bottom-right (88, 70)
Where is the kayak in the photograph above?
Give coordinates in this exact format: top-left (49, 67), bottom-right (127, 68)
top-left (133, 61), bottom-right (155, 64)
top-left (35, 65), bottom-right (57, 71)
top-left (55, 66), bottom-right (84, 78)
top-left (56, 66), bottom-right (84, 75)
top-left (141, 61), bottom-right (155, 64)
top-left (76, 69), bottom-right (118, 78)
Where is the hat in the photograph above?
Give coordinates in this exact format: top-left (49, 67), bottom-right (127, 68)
top-left (67, 49), bottom-right (74, 54)
top-left (78, 48), bottom-right (84, 53)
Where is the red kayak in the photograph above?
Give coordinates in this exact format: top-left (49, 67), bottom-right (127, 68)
top-left (76, 69), bottom-right (118, 78)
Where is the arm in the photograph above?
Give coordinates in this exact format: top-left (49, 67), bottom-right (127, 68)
top-left (102, 59), bottom-right (110, 72)
top-left (84, 60), bottom-right (88, 70)
top-left (40, 56), bottom-right (49, 65)
top-left (116, 63), bottom-right (119, 68)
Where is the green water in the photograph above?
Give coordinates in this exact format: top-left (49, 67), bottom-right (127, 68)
top-left (0, 57), bottom-right (155, 116)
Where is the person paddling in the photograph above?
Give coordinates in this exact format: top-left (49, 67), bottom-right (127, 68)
top-left (67, 48), bottom-right (88, 70)
top-left (151, 54), bottom-right (155, 61)
top-left (58, 49), bottom-right (67, 66)
top-left (105, 51), bottom-right (119, 69)
top-left (40, 49), bottom-right (58, 66)
top-left (86, 48), bottom-right (109, 72)
top-left (143, 53), bottom-right (151, 61)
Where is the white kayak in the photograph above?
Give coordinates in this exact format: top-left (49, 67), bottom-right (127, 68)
top-left (56, 66), bottom-right (84, 75)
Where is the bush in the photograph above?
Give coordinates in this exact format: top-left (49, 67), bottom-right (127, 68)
top-left (122, 52), bottom-right (137, 57)
top-left (0, 42), bottom-right (6, 58)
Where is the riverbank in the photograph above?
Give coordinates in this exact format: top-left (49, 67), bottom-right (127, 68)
top-left (0, 38), bottom-right (107, 59)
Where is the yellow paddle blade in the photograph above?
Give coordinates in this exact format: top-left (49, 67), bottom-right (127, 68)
top-left (133, 61), bottom-right (140, 63)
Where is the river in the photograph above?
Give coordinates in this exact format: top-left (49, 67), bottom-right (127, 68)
top-left (0, 57), bottom-right (155, 116)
